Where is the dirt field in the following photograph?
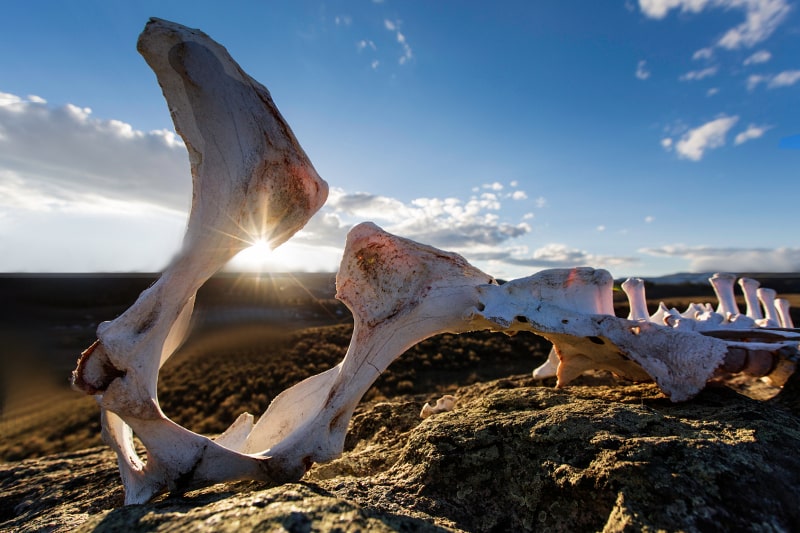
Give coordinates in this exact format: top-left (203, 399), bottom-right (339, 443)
top-left (1, 272), bottom-right (798, 462)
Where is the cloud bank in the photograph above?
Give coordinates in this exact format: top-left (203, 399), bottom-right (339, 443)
top-left (0, 92), bottom-right (190, 215)
top-left (641, 244), bottom-right (800, 272)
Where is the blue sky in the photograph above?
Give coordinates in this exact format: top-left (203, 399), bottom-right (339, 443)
top-left (1, 0), bottom-right (798, 279)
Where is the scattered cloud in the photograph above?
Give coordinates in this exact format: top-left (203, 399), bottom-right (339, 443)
top-left (334, 15), bottom-right (352, 26)
top-left (692, 47), bottom-right (714, 60)
top-left (384, 19), bottom-right (413, 65)
top-left (483, 181), bottom-right (504, 191)
top-left (671, 115), bottom-right (739, 161)
top-left (660, 138), bottom-right (673, 150)
top-left (357, 39), bottom-right (377, 52)
top-left (533, 196), bottom-right (548, 208)
top-left (734, 123), bottom-right (770, 145)
top-left (747, 69), bottom-right (800, 90)
top-left (636, 60), bottom-right (651, 80)
top-left (706, 87), bottom-right (719, 96)
top-left (679, 65), bottom-right (718, 81)
top-left (510, 190), bottom-right (528, 200)
top-left (596, 225), bottom-right (606, 232)
top-left (747, 73), bottom-right (768, 90)
top-left (640, 244), bottom-right (800, 272)
top-left (644, 216), bottom-right (655, 223)
top-left (769, 69), bottom-right (800, 87)
top-left (639, 0), bottom-right (792, 50)
top-left (743, 49), bottom-right (772, 65)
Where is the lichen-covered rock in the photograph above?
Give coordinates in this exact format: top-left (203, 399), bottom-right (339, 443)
top-left (2, 375), bottom-right (799, 532)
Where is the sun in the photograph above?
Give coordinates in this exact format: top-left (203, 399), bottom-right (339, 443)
top-left (229, 239), bottom-right (274, 272)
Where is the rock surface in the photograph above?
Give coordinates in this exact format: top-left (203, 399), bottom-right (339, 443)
top-left (2, 374), bottom-right (800, 532)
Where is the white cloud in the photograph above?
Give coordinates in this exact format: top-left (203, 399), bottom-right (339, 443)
top-left (679, 65), bottom-right (718, 81)
top-left (743, 49), bottom-right (772, 65)
top-left (718, 0), bottom-right (791, 49)
top-left (596, 225), bottom-right (606, 232)
top-left (483, 181), bottom-right (504, 191)
top-left (639, 0), bottom-right (792, 49)
top-left (706, 87), bottom-right (719, 96)
top-left (692, 47), bottom-right (714, 60)
top-left (534, 196), bottom-right (548, 208)
top-left (673, 115), bottom-right (739, 161)
top-left (747, 73), bottom-right (768, 90)
top-left (334, 15), bottom-right (352, 26)
top-left (644, 216), bottom-right (655, 223)
top-left (747, 69), bottom-right (800, 90)
top-left (768, 69), bottom-right (800, 88)
top-left (661, 137), bottom-right (673, 150)
top-left (314, 187), bottom-right (531, 253)
top-left (357, 39), bottom-right (377, 52)
top-left (501, 243), bottom-right (638, 270)
top-left (0, 91), bottom-right (190, 214)
top-left (510, 180), bottom-right (519, 187)
top-left (734, 123), bottom-right (770, 145)
top-left (636, 60), bottom-right (651, 80)
top-left (640, 244), bottom-right (800, 272)
top-left (384, 19), bottom-right (413, 65)
top-left (511, 190), bottom-right (528, 200)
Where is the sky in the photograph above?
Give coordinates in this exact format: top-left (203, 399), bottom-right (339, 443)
top-left (1, 0), bottom-right (798, 280)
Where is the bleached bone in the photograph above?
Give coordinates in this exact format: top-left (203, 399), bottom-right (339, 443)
top-left (680, 302), bottom-right (706, 320)
top-left (650, 301), bottom-right (673, 326)
top-left (470, 267), bottom-right (799, 401)
top-left (420, 394), bottom-right (458, 419)
top-left (621, 277), bottom-right (650, 321)
top-left (739, 277), bottom-right (764, 320)
top-left (532, 348), bottom-right (560, 379)
top-left (72, 18), bottom-right (327, 504)
top-left (530, 270), bottom-right (615, 379)
top-left (776, 298), bottom-right (794, 328)
top-left (237, 222), bottom-right (495, 463)
top-left (758, 288), bottom-right (781, 327)
top-left (709, 273), bottom-right (740, 318)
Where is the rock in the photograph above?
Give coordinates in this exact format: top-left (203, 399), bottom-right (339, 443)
top-left (2, 375), bottom-right (800, 532)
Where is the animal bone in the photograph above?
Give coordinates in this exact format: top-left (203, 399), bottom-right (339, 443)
top-left (739, 277), bottom-right (764, 320)
top-left (70, 17), bottom-right (800, 506)
top-left (758, 287), bottom-right (781, 327)
top-left (709, 273), bottom-right (740, 318)
top-left (237, 222), bottom-right (496, 461)
top-left (621, 277), bottom-right (650, 321)
top-left (72, 18), bottom-right (327, 504)
top-left (480, 269), bottom-right (799, 401)
top-left (420, 394), bottom-right (458, 418)
top-left (776, 298), bottom-right (795, 328)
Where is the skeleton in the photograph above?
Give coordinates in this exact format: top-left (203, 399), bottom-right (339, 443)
top-left (71, 18), bottom-right (800, 505)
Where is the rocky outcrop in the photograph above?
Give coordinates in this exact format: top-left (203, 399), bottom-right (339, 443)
top-left (2, 374), bottom-right (799, 532)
